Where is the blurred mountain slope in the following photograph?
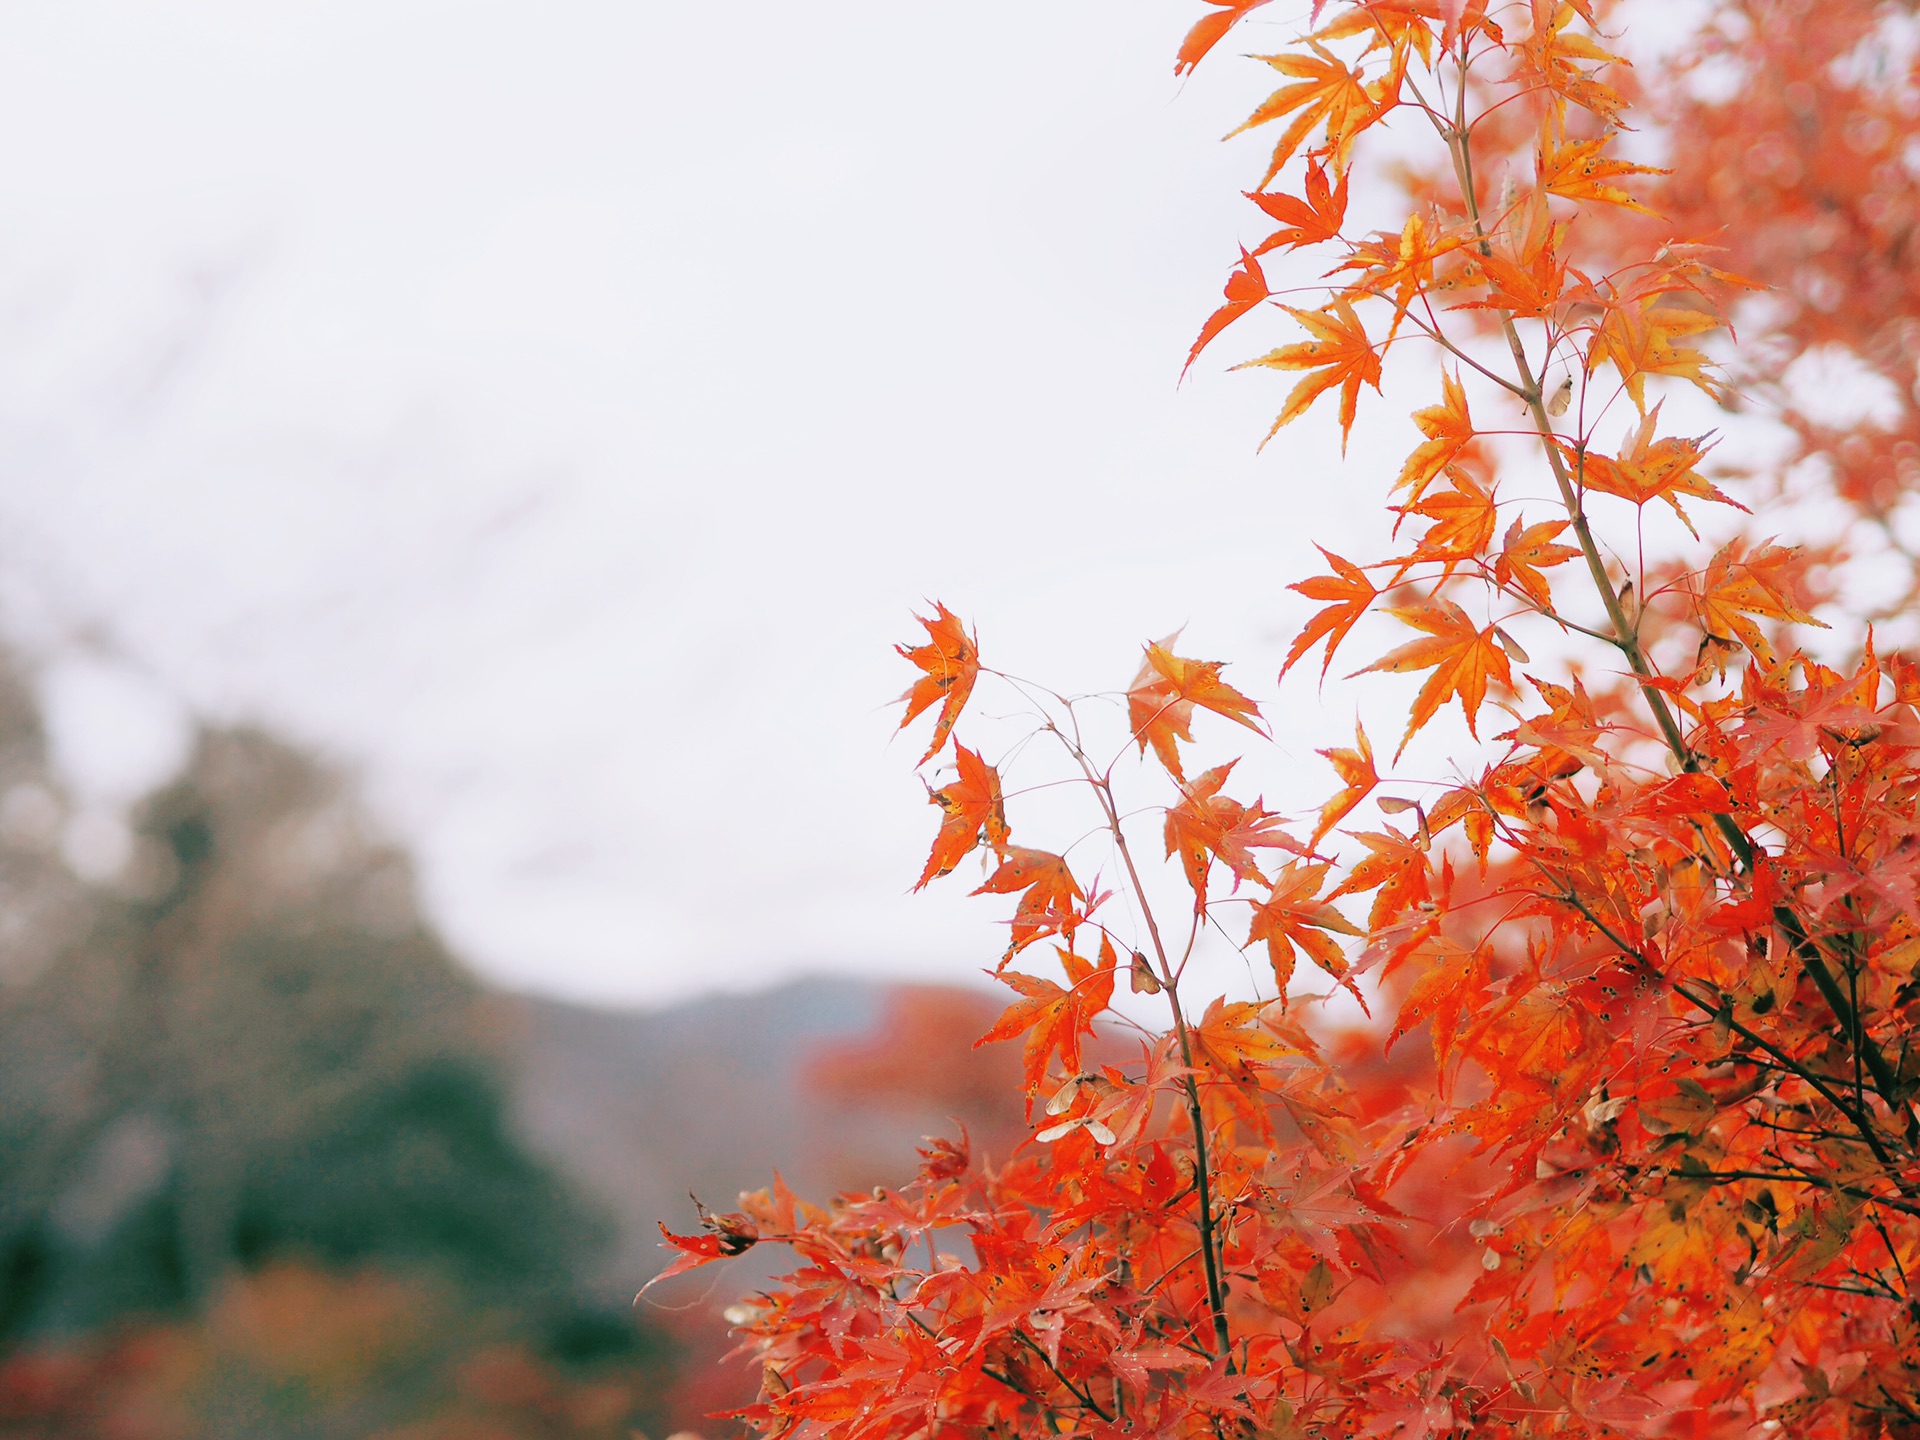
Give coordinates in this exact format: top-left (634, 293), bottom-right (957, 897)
top-left (493, 979), bottom-right (881, 1298)
top-left (495, 978), bottom-right (1027, 1303)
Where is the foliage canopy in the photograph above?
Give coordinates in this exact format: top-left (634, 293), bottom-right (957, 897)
top-left (661, 2), bottom-right (1920, 1435)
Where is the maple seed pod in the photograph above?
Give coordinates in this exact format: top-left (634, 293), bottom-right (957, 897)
top-left (1044, 1076), bottom-right (1084, 1115)
top-left (1129, 950), bottom-right (1162, 994)
top-left (1546, 373), bottom-right (1573, 417)
top-left (1494, 626), bottom-right (1531, 664)
top-left (1035, 1115), bottom-right (1116, 1147)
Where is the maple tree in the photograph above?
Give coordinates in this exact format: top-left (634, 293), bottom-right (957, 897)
top-left (654, 2), bottom-right (1920, 1435)
top-left (1627, 0), bottom-right (1920, 617)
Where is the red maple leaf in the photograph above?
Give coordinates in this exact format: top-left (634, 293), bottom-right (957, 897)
top-left (975, 939), bottom-right (1117, 1092)
top-left (916, 744), bottom-right (1010, 889)
top-left (897, 602), bottom-right (981, 765)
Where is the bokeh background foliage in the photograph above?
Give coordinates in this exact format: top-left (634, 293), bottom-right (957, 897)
top-left (0, 637), bottom-right (1023, 1436)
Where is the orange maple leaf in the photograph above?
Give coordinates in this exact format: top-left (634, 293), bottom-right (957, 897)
top-left (975, 939), bottom-right (1117, 1092)
top-left (1184, 248), bottom-right (1270, 378)
top-left (1311, 719), bottom-right (1377, 846)
top-left (1330, 826), bottom-right (1436, 931)
top-left (1494, 515), bottom-right (1581, 609)
top-left (1283, 547), bottom-right (1378, 679)
top-left (1237, 298), bottom-right (1382, 452)
top-left (1503, 673), bottom-right (1609, 775)
top-left (1164, 761), bottom-right (1301, 905)
top-left (1464, 246), bottom-right (1569, 319)
top-left (916, 744), bottom-right (1011, 890)
top-left (1314, 0), bottom-right (1440, 74)
top-left (1454, 191), bottom-right (1570, 319)
top-left (974, 847), bottom-right (1087, 956)
top-left (1511, 2), bottom-right (1627, 127)
top-left (1539, 134), bottom-right (1664, 213)
top-left (1128, 639), bottom-right (1267, 779)
top-left (1230, 42), bottom-right (1382, 189)
top-left (1388, 938), bottom-right (1491, 1077)
top-left (1587, 295), bottom-right (1726, 410)
top-left (1395, 370), bottom-right (1475, 502)
top-left (1188, 996), bottom-right (1315, 1081)
top-left (1336, 212), bottom-right (1467, 345)
top-left (1247, 859), bottom-right (1364, 994)
top-left (897, 602), bottom-right (980, 765)
top-left (1358, 598), bottom-right (1514, 755)
top-left (1248, 160), bottom-right (1349, 255)
top-left (1394, 466), bottom-right (1496, 576)
top-left (1627, 772), bottom-right (1735, 822)
top-left (1174, 0), bottom-right (1284, 76)
top-left (1687, 542), bottom-right (1827, 669)
top-left (1572, 404), bottom-right (1745, 534)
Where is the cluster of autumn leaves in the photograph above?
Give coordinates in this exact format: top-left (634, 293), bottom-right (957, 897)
top-left (654, 2), bottom-right (1920, 1436)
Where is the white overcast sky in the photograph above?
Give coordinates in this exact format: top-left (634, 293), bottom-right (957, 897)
top-left (0, 0), bottom-right (1770, 1004)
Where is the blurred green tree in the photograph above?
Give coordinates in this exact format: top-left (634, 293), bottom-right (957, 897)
top-left (0, 652), bottom-right (626, 1364)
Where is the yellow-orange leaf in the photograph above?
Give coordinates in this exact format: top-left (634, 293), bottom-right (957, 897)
top-left (1230, 42), bottom-right (1380, 187)
top-left (1314, 0), bottom-right (1438, 73)
top-left (1687, 543), bottom-right (1827, 669)
top-left (1358, 599), bottom-right (1514, 756)
top-left (1128, 640), bottom-right (1267, 779)
top-left (1588, 296), bottom-right (1726, 410)
top-left (1396, 370), bottom-right (1475, 501)
top-left (1237, 298), bottom-right (1382, 452)
top-left (1395, 466), bottom-right (1496, 574)
top-left (1311, 719), bottom-right (1376, 846)
top-left (1454, 195), bottom-right (1570, 319)
top-left (1572, 403), bottom-right (1745, 534)
top-left (1540, 134), bottom-right (1665, 213)
top-left (1336, 212), bottom-right (1468, 346)
top-left (1494, 516), bottom-right (1581, 609)
top-left (1512, 3), bottom-right (1627, 127)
